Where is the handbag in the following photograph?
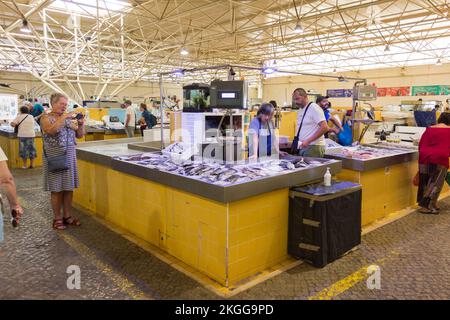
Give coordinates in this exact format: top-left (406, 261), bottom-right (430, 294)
top-left (43, 126), bottom-right (70, 172)
top-left (14, 114), bottom-right (29, 135)
top-left (290, 102), bottom-right (312, 154)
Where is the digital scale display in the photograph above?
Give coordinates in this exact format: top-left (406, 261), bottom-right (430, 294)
top-left (220, 92), bottom-right (237, 99)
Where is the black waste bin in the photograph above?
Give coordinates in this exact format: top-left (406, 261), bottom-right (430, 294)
top-left (288, 181), bottom-right (362, 268)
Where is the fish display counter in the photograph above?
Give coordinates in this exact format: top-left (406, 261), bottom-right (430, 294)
top-left (74, 138), bottom-right (341, 287)
top-left (0, 127), bottom-right (44, 168)
top-left (324, 143), bottom-right (420, 226)
top-left (84, 125), bottom-right (140, 141)
top-left (324, 143), bottom-right (418, 171)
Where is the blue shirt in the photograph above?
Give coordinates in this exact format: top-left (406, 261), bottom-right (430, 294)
top-left (248, 117), bottom-right (274, 157)
top-left (323, 108), bottom-right (331, 122)
top-left (30, 104), bottom-right (44, 118)
top-left (142, 109), bottom-right (154, 128)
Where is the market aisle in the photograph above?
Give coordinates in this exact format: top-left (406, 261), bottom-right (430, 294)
top-left (1, 168), bottom-right (449, 300)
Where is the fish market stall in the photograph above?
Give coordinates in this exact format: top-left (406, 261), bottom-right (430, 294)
top-left (0, 126), bottom-right (44, 168)
top-left (324, 143), bottom-right (420, 226)
top-left (84, 125), bottom-right (140, 141)
top-left (74, 138), bottom-right (341, 287)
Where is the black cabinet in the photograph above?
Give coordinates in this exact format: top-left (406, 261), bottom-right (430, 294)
top-left (288, 182), bottom-right (362, 267)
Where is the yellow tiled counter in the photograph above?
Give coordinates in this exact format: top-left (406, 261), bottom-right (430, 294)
top-left (336, 160), bottom-right (418, 226)
top-left (92, 132), bottom-right (128, 140)
top-left (0, 133), bottom-right (44, 168)
top-left (73, 159), bottom-right (290, 286)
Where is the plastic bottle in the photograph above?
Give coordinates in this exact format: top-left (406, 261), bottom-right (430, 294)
top-left (324, 167), bottom-right (332, 187)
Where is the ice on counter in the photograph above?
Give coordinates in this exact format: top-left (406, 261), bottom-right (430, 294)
top-left (325, 144), bottom-right (415, 160)
top-left (113, 153), bottom-right (331, 186)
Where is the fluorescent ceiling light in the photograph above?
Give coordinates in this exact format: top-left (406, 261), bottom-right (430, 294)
top-left (294, 22), bottom-right (303, 33)
top-left (262, 67), bottom-right (277, 74)
top-left (180, 48), bottom-right (189, 55)
top-left (172, 69), bottom-right (185, 77)
top-left (20, 20), bottom-right (31, 33)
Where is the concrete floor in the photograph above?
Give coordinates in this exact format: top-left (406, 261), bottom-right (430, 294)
top-left (1, 167), bottom-right (449, 300)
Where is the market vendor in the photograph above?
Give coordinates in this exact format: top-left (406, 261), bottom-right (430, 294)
top-left (316, 95), bottom-right (343, 136)
top-left (248, 103), bottom-right (287, 160)
top-left (293, 88), bottom-right (329, 157)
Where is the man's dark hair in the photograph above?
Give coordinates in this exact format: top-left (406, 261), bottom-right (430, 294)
top-left (437, 112), bottom-right (450, 125)
top-left (20, 106), bottom-right (29, 114)
top-left (316, 95), bottom-right (329, 104)
top-left (269, 100), bottom-right (277, 108)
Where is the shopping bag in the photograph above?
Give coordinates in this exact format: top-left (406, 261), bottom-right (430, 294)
top-left (337, 122), bottom-right (353, 146)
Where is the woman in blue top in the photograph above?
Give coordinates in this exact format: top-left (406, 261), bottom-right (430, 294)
top-left (139, 103), bottom-right (157, 136)
top-left (248, 103), bottom-right (287, 160)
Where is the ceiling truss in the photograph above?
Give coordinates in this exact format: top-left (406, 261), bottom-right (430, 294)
top-left (0, 0), bottom-right (449, 102)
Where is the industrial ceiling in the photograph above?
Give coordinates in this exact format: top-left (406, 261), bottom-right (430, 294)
top-left (0, 0), bottom-right (449, 100)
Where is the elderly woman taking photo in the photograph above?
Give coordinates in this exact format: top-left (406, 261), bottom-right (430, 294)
top-left (40, 93), bottom-right (85, 230)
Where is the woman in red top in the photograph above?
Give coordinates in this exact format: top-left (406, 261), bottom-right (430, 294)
top-left (417, 112), bottom-right (450, 214)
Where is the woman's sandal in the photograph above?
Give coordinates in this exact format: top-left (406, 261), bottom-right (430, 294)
top-left (53, 219), bottom-right (67, 230)
top-left (63, 216), bottom-right (81, 226)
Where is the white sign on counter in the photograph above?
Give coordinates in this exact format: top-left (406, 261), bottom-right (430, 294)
top-left (0, 94), bottom-right (18, 120)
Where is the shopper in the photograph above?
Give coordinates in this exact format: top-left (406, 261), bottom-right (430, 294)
top-left (269, 100), bottom-right (277, 109)
top-left (139, 103), bottom-right (157, 136)
top-left (40, 93), bottom-right (85, 230)
top-left (417, 112), bottom-right (450, 214)
top-left (30, 102), bottom-right (45, 124)
top-left (11, 106), bottom-right (37, 169)
top-left (316, 95), bottom-right (343, 135)
top-left (292, 88), bottom-right (329, 157)
top-left (123, 100), bottom-right (136, 138)
top-left (248, 103), bottom-right (286, 160)
top-left (0, 147), bottom-right (24, 223)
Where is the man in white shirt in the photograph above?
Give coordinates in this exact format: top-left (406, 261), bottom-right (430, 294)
top-left (123, 100), bottom-right (136, 138)
top-left (293, 88), bottom-right (329, 157)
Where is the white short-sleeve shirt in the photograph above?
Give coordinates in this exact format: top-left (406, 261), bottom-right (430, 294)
top-left (125, 106), bottom-right (136, 127)
top-left (11, 114), bottom-right (36, 138)
top-left (0, 147), bottom-right (8, 161)
top-left (296, 102), bottom-right (326, 146)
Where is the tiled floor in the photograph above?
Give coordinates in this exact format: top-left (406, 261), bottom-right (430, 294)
top-left (1, 167), bottom-right (449, 299)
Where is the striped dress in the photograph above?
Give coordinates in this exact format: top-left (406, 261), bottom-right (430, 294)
top-left (42, 116), bottom-right (79, 192)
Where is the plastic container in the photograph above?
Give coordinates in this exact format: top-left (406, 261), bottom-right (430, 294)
top-left (324, 167), bottom-right (332, 187)
top-left (162, 142), bottom-right (195, 163)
